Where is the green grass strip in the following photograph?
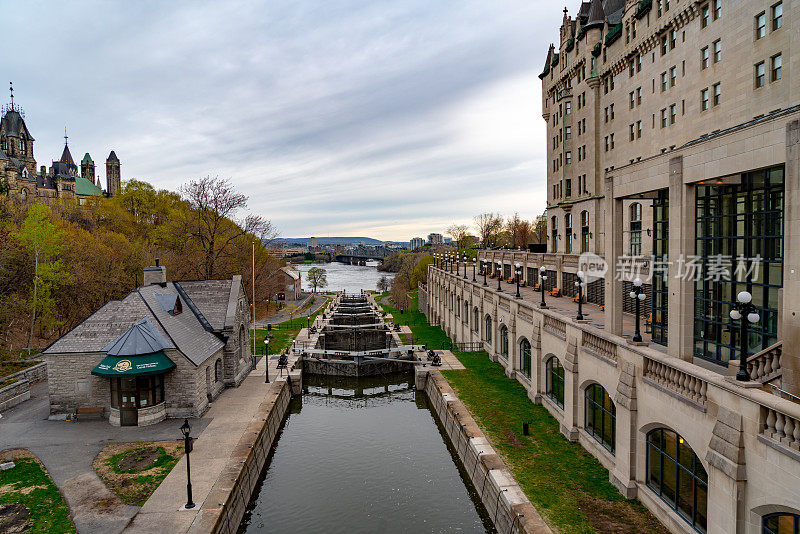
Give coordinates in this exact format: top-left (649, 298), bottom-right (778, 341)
top-left (254, 296), bottom-right (330, 355)
top-left (0, 458), bottom-right (75, 534)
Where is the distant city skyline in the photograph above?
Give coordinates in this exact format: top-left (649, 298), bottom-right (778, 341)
top-left (5, 1), bottom-right (559, 241)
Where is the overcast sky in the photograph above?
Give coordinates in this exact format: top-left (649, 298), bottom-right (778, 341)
top-left (6, 0), bottom-right (561, 241)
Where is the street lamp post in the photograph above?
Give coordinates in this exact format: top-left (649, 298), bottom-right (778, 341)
top-left (629, 277), bottom-right (646, 342)
top-left (730, 290), bottom-right (760, 381)
top-left (574, 271), bottom-right (586, 320)
top-left (539, 266), bottom-right (548, 308)
top-left (482, 260), bottom-right (488, 286)
top-left (180, 419), bottom-right (195, 509)
top-left (463, 255), bottom-right (468, 279)
top-left (515, 263), bottom-right (522, 298)
top-left (264, 338), bottom-right (270, 383)
top-left (472, 258), bottom-right (477, 282)
top-left (496, 261), bottom-right (502, 291)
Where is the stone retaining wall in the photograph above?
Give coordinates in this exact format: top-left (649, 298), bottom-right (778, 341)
top-left (0, 379), bottom-right (31, 411)
top-left (419, 369), bottom-right (551, 534)
top-left (302, 357), bottom-right (411, 377)
top-left (1, 361), bottom-right (47, 384)
top-left (189, 375), bottom-right (294, 534)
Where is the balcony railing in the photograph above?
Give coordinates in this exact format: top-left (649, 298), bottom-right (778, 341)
top-left (747, 341), bottom-right (783, 383)
top-left (582, 331), bottom-right (618, 362)
top-left (643, 356), bottom-right (708, 407)
top-left (543, 315), bottom-right (567, 338)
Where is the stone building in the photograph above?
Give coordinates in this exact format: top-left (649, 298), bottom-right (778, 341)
top-left (425, 0), bottom-right (800, 532)
top-left (1, 87), bottom-right (120, 202)
top-left (42, 262), bottom-right (252, 426)
top-left (280, 265), bottom-right (302, 300)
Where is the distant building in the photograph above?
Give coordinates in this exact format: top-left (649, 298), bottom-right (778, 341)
top-left (279, 265), bottom-right (302, 300)
top-left (1, 86), bottom-right (120, 202)
top-left (409, 237), bottom-right (424, 250)
top-left (427, 233), bottom-right (443, 245)
top-left (308, 237), bottom-right (318, 250)
top-left (443, 237), bottom-right (452, 244)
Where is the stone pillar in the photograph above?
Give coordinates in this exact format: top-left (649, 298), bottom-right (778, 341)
top-left (611, 361), bottom-right (637, 498)
top-left (604, 176), bottom-right (624, 335)
top-left (530, 318), bottom-right (543, 404)
top-left (705, 407), bottom-right (747, 533)
top-left (781, 120), bottom-right (800, 396)
top-left (561, 335), bottom-right (580, 440)
top-left (667, 156), bottom-right (694, 361)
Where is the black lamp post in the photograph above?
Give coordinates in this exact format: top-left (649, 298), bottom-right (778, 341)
top-left (482, 260), bottom-right (488, 285)
top-left (628, 277), bottom-right (646, 342)
top-left (496, 261), bottom-right (502, 291)
top-left (539, 266), bottom-right (548, 308)
top-left (180, 419), bottom-right (195, 509)
top-left (574, 270), bottom-right (586, 320)
top-left (514, 263), bottom-right (522, 298)
top-left (472, 258), bottom-right (477, 282)
top-left (264, 338), bottom-right (270, 383)
top-left (463, 255), bottom-right (468, 279)
top-left (730, 290), bottom-right (760, 381)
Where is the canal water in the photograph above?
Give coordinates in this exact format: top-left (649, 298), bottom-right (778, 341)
top-left (293, 261), bottom-right (394, 294)
top-left (238, 372), bottom-right (495, 534)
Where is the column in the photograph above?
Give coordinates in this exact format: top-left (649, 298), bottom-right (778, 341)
top-left (781, 120), bottom-right (800, 395)
top-left (604, 175), bottom-right (624, 335)
top-left (667, 156), bottom-right (694, 361)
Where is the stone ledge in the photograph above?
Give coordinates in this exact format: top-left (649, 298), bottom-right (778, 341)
top-left (579, 346), bottom-right (618, 368)
top-left (757, 433), bottom-right (800, 462)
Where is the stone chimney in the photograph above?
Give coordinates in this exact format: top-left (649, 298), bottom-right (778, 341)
top-left (143, 258), bottom-right (167, 287)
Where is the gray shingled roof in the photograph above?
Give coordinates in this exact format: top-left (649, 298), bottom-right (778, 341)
top-left (45, 281), bottom-right (230, 367)
top-left (175, 279), bottom-right (233, 331)
top-left (102, 317), bottom-right (174, 356)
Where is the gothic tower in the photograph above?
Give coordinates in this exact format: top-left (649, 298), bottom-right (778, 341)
top-left (81, 153), bottom-right (95, 185)
top-left (106, 151), bottom-right (120, 195)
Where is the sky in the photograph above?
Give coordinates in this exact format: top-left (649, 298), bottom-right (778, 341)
top-left (5, 0), bottom-right (562, 241)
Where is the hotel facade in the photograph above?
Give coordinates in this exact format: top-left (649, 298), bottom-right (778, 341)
top-left (423, 0), bottom-right (799, 532)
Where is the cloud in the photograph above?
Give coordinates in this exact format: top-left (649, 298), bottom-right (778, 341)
top-left (6, 0), bottom-right (563, 240)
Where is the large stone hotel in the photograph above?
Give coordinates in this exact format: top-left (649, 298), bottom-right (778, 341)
top-left (423, 0), bottom-right (798, 532)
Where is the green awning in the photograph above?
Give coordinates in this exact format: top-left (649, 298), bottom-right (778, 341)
top-left (91, 351), bottom-right (175, 377)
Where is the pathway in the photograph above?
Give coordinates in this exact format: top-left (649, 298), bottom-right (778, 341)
top-left (253, 293), bottom-right (328, 327)
top-left (0, 381), bottom-right (212, 534)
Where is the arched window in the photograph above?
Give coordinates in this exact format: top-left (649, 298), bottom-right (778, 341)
top-left (630, 203), bottom-right (642, 256)
top-left (585, 384), bottom-right (615, 454)
top-left (546, 356), bottom-right (564, 408)
top-left (456, 297), bottom-right (461, 317)
top-left (551, 216), bottom-right (558, 251)
top-left (565, 214), bottom-right (573, 254)
top-left (763, 513), bottom-right (800, 534)
top-left (499, 325), bottom-right (509, 357)
top-left (519, 338), bottom-right (532, 378)
top-left (239, 325), bottom-right (246, 361)
top-left (484, 316), bottom-right (492, 342)
top-left (214, 359), bottom-right (223, 382)
top-left (473, 308), bottom-right (479, 333)
top-left (580, 210), bottom-right (590, 252)
top-left (464, 301), bottom-right (469, 323)
top-left (646, 428), bottom-right (707, 532)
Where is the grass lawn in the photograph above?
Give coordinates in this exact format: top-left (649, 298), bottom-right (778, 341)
top-left (253, 296), bottom-right (330, 355)
top-left (0, 449), bottom-right (75, 534)
top-left (93, 441), bottom-right (183, 506)
top-left (378, 290), bottom-right (667, 534)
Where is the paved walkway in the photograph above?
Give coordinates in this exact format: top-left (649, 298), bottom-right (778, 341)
top-left (0, 382), bottom-right (212, 534)
top-left (123, 343), bottom-right (303, 533)
top-left (254, 293), bottom-right (328, 327)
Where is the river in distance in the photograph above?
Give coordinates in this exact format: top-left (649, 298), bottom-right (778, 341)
top-left (238, 372), bottom-right (495, 534)
top-left (293, 261), bottom-right (395, 294)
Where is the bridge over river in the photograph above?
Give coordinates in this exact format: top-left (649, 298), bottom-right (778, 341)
top-left (334, 244), bottom-right (391, 265)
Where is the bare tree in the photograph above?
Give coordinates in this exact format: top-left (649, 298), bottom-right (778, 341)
top-left (376, 275), bottom-right (390, 293)
top-left (180, 176), bottom-right (277, 278)
top-left (446, 224), bottom-right (469, 251)
top-left (473, 213), bottom-right (504, 248)
top-left (506, 213), bottom-right (533, 249)
top-left (532, 213), bottom-right (548, 244)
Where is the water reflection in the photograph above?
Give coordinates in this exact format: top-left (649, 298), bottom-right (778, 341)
top-left (239, 372), bottom-right (495, 534)
top-left (293, 261), bottom-right (394, 294)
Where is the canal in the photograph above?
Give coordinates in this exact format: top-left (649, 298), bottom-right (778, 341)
top-left (238, 372), bottom-right (495, 533)
top-left (293, 261), bottom-right (394, 293)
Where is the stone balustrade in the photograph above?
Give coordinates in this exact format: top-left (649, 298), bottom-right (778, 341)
top-left (543, 315), bottom-right (566, 338)
top-left (582, 331), bottom-right (618, 362)
top-left (747, 341), bottom-right (783, 382)
top-left (762, 406), bottom-right (800, 451)
top-left (643, 356), bottom-right (708, 407)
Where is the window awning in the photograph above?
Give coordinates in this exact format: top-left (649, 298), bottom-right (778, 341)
top-left (91, 351), bottom-right (176, 377)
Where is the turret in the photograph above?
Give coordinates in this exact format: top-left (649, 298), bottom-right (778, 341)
top-left (106, 151), bottom-right (120, 195)
top-left (81, 153), bottom-right (95, 184)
